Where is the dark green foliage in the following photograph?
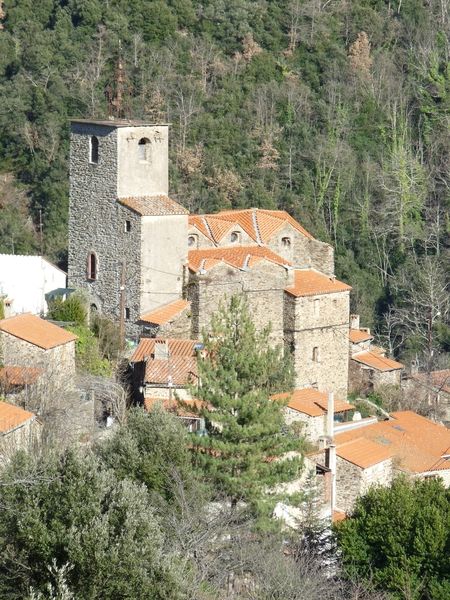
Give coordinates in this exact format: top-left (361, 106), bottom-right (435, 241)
top-left (48, 293), bottom-right (87, 325)
top-left (0, 449), bottom-right (181, 599)
top-left (335, 477), bottom-right (450, 599)
top-left (190, 296), bottom-right (302, 512)
top-left (98, 406), bottom-right (197, 503)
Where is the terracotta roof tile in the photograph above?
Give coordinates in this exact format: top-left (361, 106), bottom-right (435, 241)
top-left (335, 411), bottom-right (450, 474)
top-left (189, 208), bottom-right (314, 245)
top-left (271, 388), bottom-right (354, 417)
top-left (349, 328), bottom-right (373, 344)
top-left (145, 356), bottom-right (198, 386)
top-left (0, 400), bottom-right (36, 434)
top-left (140, 299), bottom-right (190, 325)
top-left (352, 350), bottom-right (403, 372)
top-left (0, 366), bottom-right (43, 386)
top-left (0, 314), bottom-right (77, 350)
top-left (336, 437), bottom-right (393, 469)
top-left (285, 269), bottom-right (351, 297)
top-left (188, 246), bottom-right (291, 273)
top-left (130, 338), bottom-right (200, 363)
top-left (118, 195), bottom-right (188, 216)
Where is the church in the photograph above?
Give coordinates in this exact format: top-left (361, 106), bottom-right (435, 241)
top-left (68, 119), bottom-right (351, 398)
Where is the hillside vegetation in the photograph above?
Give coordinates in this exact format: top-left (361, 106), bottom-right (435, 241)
top-left (0, 0), bottom-right (449, 367)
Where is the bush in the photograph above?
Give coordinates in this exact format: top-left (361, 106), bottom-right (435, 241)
top-left (48, 293), bottom-right (86, 326)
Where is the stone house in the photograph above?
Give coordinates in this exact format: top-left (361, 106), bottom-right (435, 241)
top-left (0, 314), bottom-right (77, 382)
top-left (335, 411), bottom-right (450, 488)
top-left (271, 388), bottom-right (354, 443)
top-left (129, 337), bottom-right (200, 402)
top-left (348, 315), bottom-right (403, 394)
top-left (67, 119), bottom-right (352, 400)
top-left (0, 400), bottom-right (41, 464)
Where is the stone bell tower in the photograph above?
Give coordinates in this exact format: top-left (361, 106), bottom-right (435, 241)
top-left (68, 119), bottom-right (188, 339)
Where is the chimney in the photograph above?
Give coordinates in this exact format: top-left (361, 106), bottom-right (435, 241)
top-left (154, 340), bottom-right (169, 360)
top-left (326, 392), bottom-right (334, 438)
top-left (350, 314), bottom-right (360, 330)
top-left (328, 442), bottom-right (337, 511)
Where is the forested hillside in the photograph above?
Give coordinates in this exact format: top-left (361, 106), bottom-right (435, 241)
top-left (0, 0), bottom-right (449, 368)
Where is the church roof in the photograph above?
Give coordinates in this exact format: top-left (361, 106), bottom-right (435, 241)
top-left (118, 195), bottom-right (188, 216)
top-left (189, 208), bottom-right (314, 245)
top-left (188, 246), bottom-right (291, 273)
top-left (285, 269), bottom-right (351, 297)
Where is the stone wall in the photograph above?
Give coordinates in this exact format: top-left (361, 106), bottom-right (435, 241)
top-left (349, 360), bottom-right (401, 394)
top-left (157, 308), bottom-right (193, 339)
top-left (0, 417), bottom-right (42, 465)
top-left (0, 333), bottom-right (76, 382)
top-left (283, 407), bottom-right (325, 443)
top-left (335, 456), bottom-right (392, 512)
top-left (285, 291), bottom-right (350, 399)
top-left (188, 261), bottom-right (292, 347)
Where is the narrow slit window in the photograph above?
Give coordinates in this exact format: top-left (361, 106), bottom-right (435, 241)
top-left (90, 136), bottom-right (99, 164)
top-left (312, 346), bottom-right (319, 363)
top-left (125, 220), bottom-right (131, 232)
top-left (138, 138), bottom-right (150, 161)
top-left (87, 252), bottom-right (97, 280)
top-left (125, 307), bottom-right (131, 320)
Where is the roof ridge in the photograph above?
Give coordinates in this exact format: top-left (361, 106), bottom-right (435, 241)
top-left (251, 208), bottom-right (263, 244)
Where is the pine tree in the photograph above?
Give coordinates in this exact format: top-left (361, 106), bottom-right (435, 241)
top-left (189, 295), bottom-right (302, 513)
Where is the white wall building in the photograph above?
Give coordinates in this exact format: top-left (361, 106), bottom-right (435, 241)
top-left (0, 255), bottom-right (66, 316)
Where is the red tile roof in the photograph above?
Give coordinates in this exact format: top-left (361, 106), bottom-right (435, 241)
top-left (189, 208), bottom-right (314, 245)
top-left (140, 299), bottom-right (190, 325)
top-left (188, 246), bottom-right (291, 273)
top-left (118, 195), bottom-right (188, 216)
top-left (336, 437), bottom-right (393, 469)
top-left (0, 400), bottom-right (36, 434)
top-left (0, 314), bottom-right (77, 350)
top-left (335, 411), bottom-right (450, 473)
top-left (0, 366), bottom-right (43, 386)
top-left (145, 356), bottom-right (198, 386)
top-left (130, 338), bottom-right (200, 363)
top-left (352, 349), bottom-right (403, 372)
top-left (271, 388), bottom-right (354, 417)
top-left (285, 269), bottom-right (351, 297)
top-left (349, 328), bottom-right (373, 344)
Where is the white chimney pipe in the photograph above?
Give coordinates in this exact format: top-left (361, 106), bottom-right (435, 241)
top-left (327, 392), bottom-right (334, 438)
top-left (329, 442), bottom-right (337, 511)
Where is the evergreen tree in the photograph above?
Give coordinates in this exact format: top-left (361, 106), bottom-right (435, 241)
top-left (190, 295), bottom-right (302, 513)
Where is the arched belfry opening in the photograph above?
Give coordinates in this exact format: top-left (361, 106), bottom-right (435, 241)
top-left (90, 136), bottom-right (99, 164)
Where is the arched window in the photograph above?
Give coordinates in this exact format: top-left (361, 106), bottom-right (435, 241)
top-left (188, 234), bottom-right (198, 247)
top-left (87, 252), bottom-right (97, 280)
top-left (230, 231), bottom-right (240, 243)
top-left (138, 138), bottom-right (150, 161)
top-left (281, 237), bottom-right (291, 247)
top-left (90, 136), bottom-right (99, 164)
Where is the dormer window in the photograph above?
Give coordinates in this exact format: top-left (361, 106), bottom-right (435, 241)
top-left (90, 136), bottom-right (99, 164)
top-left (87, 252), bottom-right (97, 280)
top-left (188, 234), bottom-right (198, 248)
top-left (230, 231), bottom-right (240, 243)
top-left (138, 138), bottom-right (150, 161)
top-left (282, 237), bottom-right (291, 247)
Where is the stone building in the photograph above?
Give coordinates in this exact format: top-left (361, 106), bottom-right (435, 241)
top-left (68, 119), bottom-right (352, 398)
top-left (0, 313), bottom-right (77, 380)
top-left (0, 400), bottom-right (42, 464)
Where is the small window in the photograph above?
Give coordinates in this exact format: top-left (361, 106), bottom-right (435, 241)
top-left (312, 347), bottom-right (319, 363)
top-left (138, 138), bottom-right (150, 161)
top-left (125, 220), bottom-right (131, 232)
top-left (87, 252), bottom-right (97, 280)
top-left (90, 136), bottom-right (99, 164)
top-left (125, 307), bottom-right (130, 320)
top-left (230, 231), bottom-right (240, 243)
top-left (282, 237), bottom-right (291, 247)
top-left (188, 235), bottom-right (197, 247)
top-left (311, 381), bottom-right (318, 389)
